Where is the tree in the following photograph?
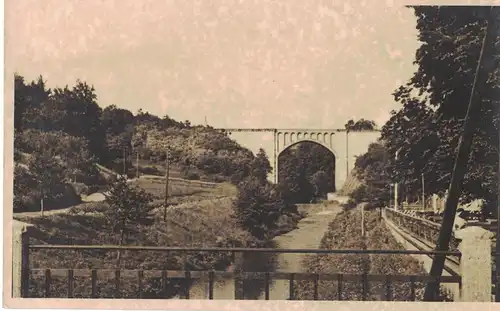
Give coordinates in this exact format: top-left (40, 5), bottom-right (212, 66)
top-left (27, 150), bottom-right (67, 213)
top-left (381, 6), bottom-right (500, 216)
top-left (310, 170), bottom-right (330, 199)
top-left (16, 129), bottom-right (98, 184)
top-left (345, 119), bottom-right (377, 131)
top-left (101, 105), bottom-right (135, 136)
top-left (103, 176), bottom-right (154, 265)
top-left (52, 80), bottom-right (106, 161)
top-left (233, 177), bottom-right (285, 241)
top-left (278, 153), bottom-right (313, 204)
top-left (14, 74), bottom-right (52, 133)
top-left (278, 142), bottom-right (335, 203)
top-left (250, 148), bottom-right (272, 183)
top-left (13, 164), bottom-right (36, 211)
top-left (352, 141), bottom-right (392, 207)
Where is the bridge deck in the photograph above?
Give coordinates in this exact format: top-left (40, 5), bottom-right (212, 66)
top-left (217, 128), bottom-right (381, 132)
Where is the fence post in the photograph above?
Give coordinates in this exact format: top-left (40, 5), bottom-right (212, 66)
top-left (233, 251), bottom-right (244, 299)
top-left (12, 220), bottom-right (35, 298)
top-left (361, 204), bottom-right (365, 237)
top-left (454, 226), bottom-right (494, 302)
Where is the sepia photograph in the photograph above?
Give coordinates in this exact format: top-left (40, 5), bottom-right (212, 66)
top-left (5, 0), bottom-right (500, 308)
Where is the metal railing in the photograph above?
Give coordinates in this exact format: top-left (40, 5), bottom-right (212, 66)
top-left (385, 208), bottom-right (460, 252)
top-left (23, 244), bottom-right (462, 300)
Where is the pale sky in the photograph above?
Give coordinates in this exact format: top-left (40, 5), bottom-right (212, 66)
top-left (7, 0), bottom-right (425, 129)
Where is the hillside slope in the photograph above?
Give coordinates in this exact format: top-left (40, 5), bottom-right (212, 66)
top-left (337, 168), bottom-right (362, 196)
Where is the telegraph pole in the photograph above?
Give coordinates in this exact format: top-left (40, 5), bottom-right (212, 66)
top-left (422, 173), bottom-right (425, 211)
top-left (123, 147), bottom-right (127, 177)
top-left (394, 149), bottom-right (399, 211)
top-left (136, 152), bottom-right (139, 179)
top-left (424, 6), bottom-right (497, 301)
top-left (346, 130), bottom-right (349, 180)
top-left (163, 150), bottom-right (170, 222)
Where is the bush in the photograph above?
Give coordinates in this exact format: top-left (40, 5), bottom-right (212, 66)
top-left (233, 177), bottom-right (286, 241)
top-left (343, 199), bottom-right (358, 210)
top-left (293, 208), bottom-right (454, 301)
top-left (139, 166), bottom-right (162, 176)
top-left (71, 183), bottom-right (91, 196)
top-left (184, 172), bottom-right (200, 180)
top-left (207, 175), bottom-right (228, 183)
top-left (350, 184), bottom-right (388, 209)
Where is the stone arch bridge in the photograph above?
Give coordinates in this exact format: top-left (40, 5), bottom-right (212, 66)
top-left (218, 128), bottom-right (380, 191)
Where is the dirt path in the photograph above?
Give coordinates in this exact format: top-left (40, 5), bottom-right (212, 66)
top-left (186, 201), bottom-right (343, 300)
top-left (259, 202), bottom-right (343, 300)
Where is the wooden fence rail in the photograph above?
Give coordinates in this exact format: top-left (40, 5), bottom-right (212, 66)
top-left (21, 244), bottom-right (462, 300)
top-left (27, 268), bottom-right (461, 300)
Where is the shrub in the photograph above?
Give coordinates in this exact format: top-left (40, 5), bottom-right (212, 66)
top-left (71, 183), bottom-right (91, 196)
top-left (184, 172), bottom-right (200, 180)
top-left (233, 177), bottom-right (286, 241)
top-left (343, 199), bottom-right (358, 210)
top-left (138, 165), bottom-right (162, 176)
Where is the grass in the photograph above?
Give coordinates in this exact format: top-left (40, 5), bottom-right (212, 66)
top-left (293, 207), bottom-right (453, 301)
top-left (130, 178), bottom-right (236, 207)
top-left (17, 179), bottom-right (299, 299)
top-left (18, 190), bottom-right (255, 298)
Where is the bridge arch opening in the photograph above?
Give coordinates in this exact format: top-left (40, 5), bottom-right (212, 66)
top-left (277, 140), bottom-right (336, 204)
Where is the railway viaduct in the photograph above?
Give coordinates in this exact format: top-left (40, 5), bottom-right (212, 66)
top-left (217, 128), bottom-right (380, 191)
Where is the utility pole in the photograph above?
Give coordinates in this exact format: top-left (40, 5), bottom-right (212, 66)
top-left (40, 189), bottom-right (44, 217)
top-left (163, 150), bottom-right (170, 222)
top-left (136, 152), bottom-right (139, 179)
top-left (389, 185), bottom-right (393, 209)
top-left (361, 203), bottom-right (365, 237)
top-left (123, 147), bottom-right (127, 177)
top-left (394, 149), bottom-right (399, 211)
top-left (346, 130), bottom-right (349, 180)
top-left (422, 173), bottom-right (425, 212)
top-left (424, 6), bottom-right (497, 301)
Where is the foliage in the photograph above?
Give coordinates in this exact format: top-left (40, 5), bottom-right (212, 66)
top-left (101, 105), bottom-right (135, 171)
top-left (13, 164), bottom-right (37, 211)
top-left (50, 80), bottom-right (106, 161)
top-left (310, 170), bottom-right (330, 199)
top-left (294, 208), bottom-right (452, 301)
top-left (14, 74), bottom-right (51, 133)
top-left (103, 177), bottom-right (155, 245)
top-left (231, 148), bottom-right (300, 241)
top-left (250, 148), bottom-right (272, 183)
top-left (18, 197), bottom-right (258, 298)
top-left (278, 142), bottom-right (335, 204)
top-left (350, 141), bottom-right (392, 207)
top-left (359, 7), bottom-right (500, 216)
top-left (233, 176), bottom-right (288, 241)
top-left (345, 119), bottom-right (377, 131)
top-left (16, 129), bottom-right (99, 183)
top-left (27, 151), bottom-right (68, 205)
top-left (184, 172), bottom-right (200, 180)
top-left (14, 73), bottom-right (260, 209)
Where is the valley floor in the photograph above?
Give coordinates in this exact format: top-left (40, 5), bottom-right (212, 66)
top-left (186, 201), bottom-right (343, 300)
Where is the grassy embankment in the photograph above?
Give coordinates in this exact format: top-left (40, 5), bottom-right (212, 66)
top-left (17, 180), bottom-right (246, 298)
top-left (17, 178), bottom-right (299, 298)
top-left (293, 207), bottom-right (453, 301)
